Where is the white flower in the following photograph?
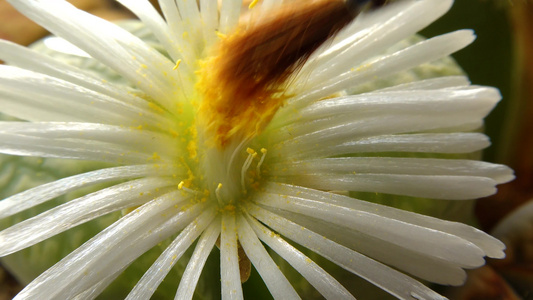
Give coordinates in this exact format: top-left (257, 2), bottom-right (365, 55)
top-left (0, 0), bottom-right (514, 299)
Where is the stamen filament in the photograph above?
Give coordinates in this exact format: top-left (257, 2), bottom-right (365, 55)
top-left (256, 148), bottom-right (267, 178)
top-left (178, 181), bottom-right (200, 195)
top-left (215, 183), bottom-right (224, 205)
top-left (241, 148), bottom-right (257, 192)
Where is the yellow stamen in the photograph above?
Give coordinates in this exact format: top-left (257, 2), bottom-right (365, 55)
top-left (215, 183), bottom-right (223, 204)
top-left (256, 148), bottom-right (267, 177)
top-left (249, 0), bottom-right (259, 9)
top-left (173, 59), bottom-right (182, 70)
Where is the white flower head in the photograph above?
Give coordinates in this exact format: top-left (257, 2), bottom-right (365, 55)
top-left (0, 0), bottom-right (514, 299)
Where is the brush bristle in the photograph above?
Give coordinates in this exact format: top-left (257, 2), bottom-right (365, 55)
top-left (198, 0), bottom-right (377, 147)
top-left (218, 0), bottom-right (358, 99)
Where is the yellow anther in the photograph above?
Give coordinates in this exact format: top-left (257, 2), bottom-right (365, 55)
top-left (178, 181), bottom-right (185, 189)
top-left (246, 147), bottom-right (256, 155)
top-left (249, 0), bottom-right (259, 9)
top-left (216, 31), bottom-right (227, 39)
top-left (261, 148), bottom-right (267, 154)
top-left (173, 59), bottom-right (182, 70)
top-left (215, 183), bottom-right (223, 205)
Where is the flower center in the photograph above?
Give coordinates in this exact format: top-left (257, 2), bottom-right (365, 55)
top-left (191, 0), bottom-right (360, 208)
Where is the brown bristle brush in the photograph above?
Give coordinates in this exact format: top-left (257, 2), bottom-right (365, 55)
top-left (217, 0), bottom-right (387, 99)
top-left (198, 0), bottom-right (389, 147)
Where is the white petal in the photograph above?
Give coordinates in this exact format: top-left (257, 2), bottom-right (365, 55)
top-left (377, 76), bottom-right (471, 92)
top-left (220, 212), bottom-right (244, 300)
top-left (272, 114), bottom-right (488, 159)
top-left (175, 217), bottom-right (221, 300)
top-left (291, 87), bottom-right (500, 125)
top-left (7, 0), bottom-right (183, 109)
top-left (13, 191), bottom-right (198, 300)
top-left (175, 0), bottom-right (203, 52)
top-left (300, 0), bottom-right (454, 88)
top-left (72, 265), bottom-right (127, 300)
top-left (158, 0), bottom-right (198, 66)
top-left (272, 88), bottom-right (497, 147)
top-left (277, 208), bottom-right (468, 286)
top-left (272, 157), bottom-right (514, 184)
top-left (60, 202), bottom-right (206, 299)
top-left (293, 30), bottom-right (476, 108)
top-left (0, 177), bottom-right (174, 256)
top-left (256, 0), bottom-right (282, 14)
top-left (254, 192), bottom-right (485, 267)
top-left (244, 213), bottom-right (355, 300)
top-left (0, 164), bottom-right (176, 219)
top-left (0, 66), bottom-right (163, 126)
top-left (0, 39), bottom-right (166, 118)
top-left (219, 0), bottom-right (242, 34)
top-left (0, 122), bottom-right (178, 157)
top-left (272, 133), bottom-right (491, 159)
top-left (115, 0), bottom-right (182, 62)
top-left (279, 173), bottom-right (497, 200)
top-left (264, 183), bottom-right (506, 259)
top-left (126, 206), bottom-right (217, 299)
top-left (200, 0), bottom-right (219, 47)
top-left (0, 132), bottom-right (150, 164)
top-left (247, 204), bottom-right (446, 300)
top-left (236, 214), bottom-right (301, 300)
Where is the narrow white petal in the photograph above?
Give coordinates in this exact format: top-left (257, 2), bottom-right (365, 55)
top-left (72, 265), bottom-right (127, 300)
top-left (126, 207), bottom-right (216, 299)
top-left (0, 39), bottom-right (168, 120)
top-left (271, 113), bottom-right (488, 156)
top-left (0, 164), bottom-right (177, 219)
top-left (0, 177), bottom-right (174, 256)
top-left (115, 0), bottom-right (183, 62)
top-left (200, 0), bottom-right (219, 47)
top-left (244, 213), bottom-right (355, 300)
top-left (7, 0), bottom-right (183, 108)
top-left (264, 183), bottom-right (506, 259)
top-left (61, 202), bottom-right (206, 299)
top-left (272, 86), bottom-right (499, 146)
top-left (247, 204), bottom-right (446, 300)
top-left (294, 30), bottom-right (476, 108)
top-left (272, 157), bottom-right (514, 184)
top-left (220, 213), bottom-right (244, 300)
top-left (292, 87), bottom-right (500, 125)
top-left (158, 0), bottom-right (181, 23)
top-left (175, 217), bottom-right (221, 300)
top-left (175, 0), bottom-right (203, 50)
top-left (274, 209), bottom-right (467, 286)
top-left (236, 214), bottom-right (301, 300)
top-left (0, 66), bottom-right (162, 126)
top-left (300, 0), bottom-right (454, 87)
top-left (13, 191), bottom-right (196, 300)
top-left (282, 173), bottom-right (497, 200)
top-left (272, 133), bottom-right (491, 159)
top-left (219, 0), bottom-right (242, 34)
top-left (158, 0), bottom-right (201, 70)
top-left (0, 132), bottom-right (150, 164)
top-left (254, 192), bottom-right (486, 266)
top-left (0, 122), bottom-right (178, 157)
top-left (257, 0), bottom-right (282, 15)
top-left (377, 76), bottom-right (471, 92)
